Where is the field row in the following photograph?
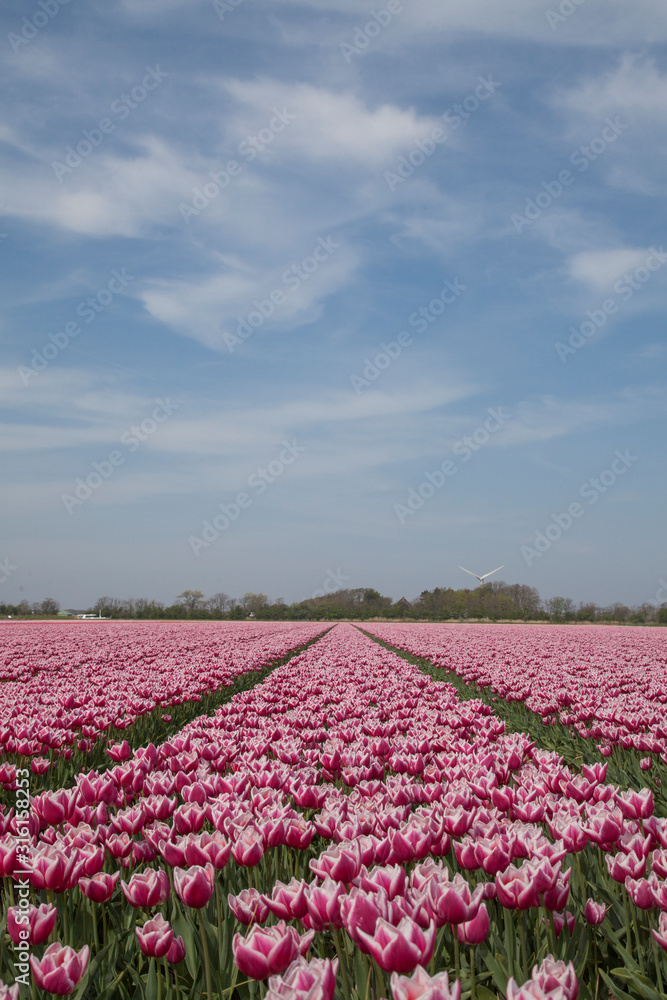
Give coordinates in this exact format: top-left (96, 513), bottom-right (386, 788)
top-left (364, 623), bottom-right (667, 756)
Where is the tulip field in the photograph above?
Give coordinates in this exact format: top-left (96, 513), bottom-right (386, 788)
top-left (1, 622), bottom-right (667, 1000)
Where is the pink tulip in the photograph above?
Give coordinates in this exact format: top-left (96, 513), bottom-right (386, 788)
top-left (584, 899), bottom-right (606, 924)
top-left (264, 878), bottom-right (309, 920)
top-left (356, 915), bottom-right (436, 975)
top-left (507, 956), bottom-right (578, 1000)
top-left (652, 912), bottom-right (667, 952)
top-left (233, 921), bottom-right (301, 980)
top-left (120, 867), bottom-right (170, 908)
top-left (231, 827), bottom-right (265, 867)
top-left (390, 965), bottom-right (462, 1000)
top-left (625, 877), bottom-right (655, 910)
top-left (265, 957), bottom-right (338, 1000)
top-left (166, 935), bottom-right (187, 964)
top-left (310, 842), bottom-right (361, 883)
top-left (0, 979), bottom-right (19, 1000)
top-left (79, 871), bottom-right (120, 903)
top-left (552, 910), bottom-right (575, 937)
top-left (174, 863), bottom-right (215, 908)
top-left (30, 942), bottom-right (90, 996)
top-left (7, 902), bottom-right (57, 945)
top-left (457, 903), bottom-right (490, 945)
top-left (305, 876), bottom-right (347, 931)
top-left (136, 913), bottom-right (174, 958)
top-left (228, 887), bottom-right (270, 925)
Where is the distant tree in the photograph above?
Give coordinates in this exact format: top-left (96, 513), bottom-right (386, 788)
top-left (545, 597), bottom-right (575, 621)
top-left (241, 593), bottom-right (269, 614)
top-left (40, 598), bottom-right (60, 615)
top-left (176, 590), bottom-right (206, 613)
top-left (208, 592), bottom-right (232, 613)
top-left (658, 607), bottom-right (667, 624)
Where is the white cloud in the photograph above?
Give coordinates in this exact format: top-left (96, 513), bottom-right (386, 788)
top-left (140, 241), bottom-right (360, 350)
top-left (272, 0), bottom-right (667, 44)
top-left (222, 78), bottom-right (441, 169)
top-left (566, 248), bottom-right (651, 290)
top-left (555, 54), bottom-right (667, 120)
top-left (0, 137), bottom-right (199, 238)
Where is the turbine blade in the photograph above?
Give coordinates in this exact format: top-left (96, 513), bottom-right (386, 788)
top-left (458, 566), bottom-right (481, 580)
top-left (480, 565), bottom-right (505, 580)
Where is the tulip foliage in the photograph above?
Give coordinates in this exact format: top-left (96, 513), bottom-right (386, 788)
top-left (1, 621), bottom-right (666, 999)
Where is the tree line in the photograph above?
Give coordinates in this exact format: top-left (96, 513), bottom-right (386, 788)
top-left (2, 583), bottom-right (666, 624)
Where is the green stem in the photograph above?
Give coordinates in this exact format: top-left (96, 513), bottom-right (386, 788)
top-left (652, 936), bottom-right (664, 995)
top-left (469, 945), bottom-right (476, 1000)
top-left (503, 908), bottom-right (514, 982)
top-left (199, 910), bottom-right (213, 1000)
top-left (630, 903), bottom-right (644, 973)
top-left (453, 926), bottom-right (460, 982)
top-left (332, 928), bottom-right (351, 999)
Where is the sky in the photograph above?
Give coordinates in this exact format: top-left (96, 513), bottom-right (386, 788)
top-left (1, 0), bottom-right (666, 609)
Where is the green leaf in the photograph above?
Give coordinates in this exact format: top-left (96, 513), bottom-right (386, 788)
top-left (172, 911), bottom-right (201, 984)
top-left (146, 957), bottom-right (158, 1000)
top-left (609, 968), bottom-right (667, 1000)
top-left (599, 970), bottom-right (638, 1000)
top-left (474, 988), bottom-right (497, 1000)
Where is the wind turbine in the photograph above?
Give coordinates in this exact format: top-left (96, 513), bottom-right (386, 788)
top-left (458, 565), bottom-right (504, 586)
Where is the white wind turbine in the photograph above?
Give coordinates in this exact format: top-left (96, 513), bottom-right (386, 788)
top-left (458, 565), bottom-right (505, 586)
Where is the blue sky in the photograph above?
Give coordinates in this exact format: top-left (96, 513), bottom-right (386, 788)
top-left (1, 0), bottom-right (666, 608)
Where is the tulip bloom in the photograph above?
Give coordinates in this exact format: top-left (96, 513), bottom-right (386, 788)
top-left (356, 916), bottom-right (436, 975)
top-left (79, 871), bottom-right (120, 903)
top-left (166, 935), bottom-right (187, 964)
top-left (652, 912), bottom-right (667, 952)
top-left (264, 878), bottom-right (309, 921)
top-left (174, 863), bottom-right (215, 908)
top-left (7, 903), bottom-right (57, 946)
top-left (233, 921), bottom-right (301, 980)
top-left (390, 965), bottom-right (462, 1000)
top-left (266, 957), bottom-right (338, 1000)
top-left (136, 914), bottom-right (174, 958)
top-left (310, 842), bottom-right (361, 883)
top-left (228, 887), bottom-right (270, 925)
top-left (584, 899), bottom-right (606, 925)
top-left (30, 943), bottom-right (90, 997)
top-left (120, 868), bottom-right (170, 908)
top-left (457, 903), bottom-right (490, 945)
top-left (507, 956), bottom-right (578, 1000)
